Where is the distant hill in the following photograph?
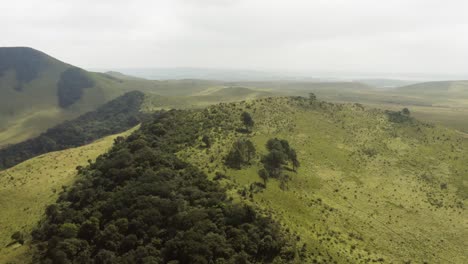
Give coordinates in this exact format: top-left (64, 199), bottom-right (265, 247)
top-left (0, 47), bottom-right (146, 147)
top-left (355, 78), bottom-right (418, 88)
top-left (395, 80), bottom-right (468, 95)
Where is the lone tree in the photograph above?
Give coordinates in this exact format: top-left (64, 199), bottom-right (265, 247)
top-left (309, 93), bottom-right (317, 102)
top-left (402, 108), bottom-right (410, 116)
top-left (241, 112), bottom-right (254, 131)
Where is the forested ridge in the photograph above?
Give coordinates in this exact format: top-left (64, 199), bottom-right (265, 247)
top-left (0, 91), bottom-right (146, 169)
top-left (31, 108), bottom-right (297, 264)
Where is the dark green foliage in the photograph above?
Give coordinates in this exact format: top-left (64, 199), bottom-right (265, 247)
top-left (258, 168), bottom-right (269, 186)
top-left (32, 110), bottom-right (295, 263)
top-left (402, 108), bottom-right (410, 116)
top-left (225, 139), bottom-right (256, 169)
top-left (241, 112), bottom-right (254, 131)
top-left (0, 47), bottom-right (47, 90)
top-left (386, 109), bottom-right (413, 123)
top-left (261, 138), bottom-right (299, 181)
top-left (0, 91), bottom-right (146, 169)
top-left (202, 135), bottom-right (212, 148)
top-left (309, 93), bottom-right (317, 102)
top-left (57, 67), bottom-right (95, 108)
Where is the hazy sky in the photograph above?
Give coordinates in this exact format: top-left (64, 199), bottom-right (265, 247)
top-left (2, 0), bottom-right (468, 76)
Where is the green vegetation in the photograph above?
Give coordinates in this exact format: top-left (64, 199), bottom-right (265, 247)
top-left (0, 127), bottom-right (137, 264)
top-left (0, 47), bottom-right (47, 90)
top-left (57, 67), bottom-right (95, 108)
top-left (32, 110), bottom-right (298, 264)
top-left (175, 97), bottom-right (467, 263)
top-left (225, 139), bottom-right (256, 169)
top-left (2, 47), bottom-right (468, 264)
top-left (0, 91), bottom-right (145, 169)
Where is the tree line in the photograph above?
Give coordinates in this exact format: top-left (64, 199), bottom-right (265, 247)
top-left (0, 91), bottom-right (146, 169)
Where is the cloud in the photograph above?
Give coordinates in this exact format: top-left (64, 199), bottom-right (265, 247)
top-left (1, 0), bottom-right (467, 76)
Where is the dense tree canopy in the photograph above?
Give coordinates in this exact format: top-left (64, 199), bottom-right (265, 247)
top-left (57, 67), bottom-right (95, 108)
top-left (32, 109), bottom-right (297, 264)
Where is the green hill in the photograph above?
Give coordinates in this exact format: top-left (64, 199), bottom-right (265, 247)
top-left (19, 96), bottom-right (466, 263)
top-left (0, 48), bottom-right (285, 147)
top-left (0, 47), bottom-right (145, 147)
top-left (174, 97), bottom-right (467, 263)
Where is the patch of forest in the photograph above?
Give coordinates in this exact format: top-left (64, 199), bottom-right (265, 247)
top-left (57, 67), bottom-right (95, 108)
top-left (31, 109), bottom-right (298, 263)
top-left (0, 91), bottom-right (146, 169)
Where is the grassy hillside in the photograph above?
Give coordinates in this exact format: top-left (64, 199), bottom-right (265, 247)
top-left (0, 48), bottom-right (281, 148)
top-left (0, 48), bottom-right (140, 148)
top-left (3, 96), bottom-right (466, 263)
top-left (230, 80), bottom-right (468, 133)
top-left (0, 126), bottom-right (138, 264)
top-left (0, 91), bottom-right (146, 169)
top-left (172, 97), bottom-right (467, 263)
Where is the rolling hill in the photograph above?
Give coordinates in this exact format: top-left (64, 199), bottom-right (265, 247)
top-left (174, 97), bottom-right (468, 263)
top-left (0, 48), bottom-right (286, 148)
top-left (0, 47), bottom-right (146, 147)
top-left (8, 96), bottom-right (463, 263)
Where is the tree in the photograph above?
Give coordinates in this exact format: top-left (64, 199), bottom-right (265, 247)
top-left (244, 140), bottom-right (256, 162)
top-left (59, 223), bottom-right (79, 239)
top-left (225, 147), bottom-right (243, 169)
top-left (202, 135), bottom-right (211, 148)
top-left (258, 168), bottom-right (270, 186)
top-left (402, 108), bottom-right (410, 116)
top-left (262, 150), bottom-right (287, 177)
top-left (309, 93), bottom-right (317, 102)
top-left (241, 112), bottom-right (254, 131)
top-left (225, 139), bottom-right (256, 169)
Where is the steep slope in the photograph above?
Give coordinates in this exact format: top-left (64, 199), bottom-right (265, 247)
top-left (172, 97), bottom-right (467, 263)
top-left (0, 47), bottom-right (136, 147)
top-left (0, 91), bottom-right (146, 169)
top-left (0, 126), bottom-right (138, 264)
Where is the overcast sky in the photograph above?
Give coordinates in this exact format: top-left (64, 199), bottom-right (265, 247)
top-left (2, 0), bottom-right (468, 77)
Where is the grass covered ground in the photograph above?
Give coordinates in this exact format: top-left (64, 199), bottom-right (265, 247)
top-left (0, 126), bottom-right (138, 264)
top-left (176, 97), bottom-right (467, 263)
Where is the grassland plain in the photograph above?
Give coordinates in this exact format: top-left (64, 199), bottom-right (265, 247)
top-left (0, 126), bottom-right (138, 264)
top-left (176, 97), bottom-right (467, 263)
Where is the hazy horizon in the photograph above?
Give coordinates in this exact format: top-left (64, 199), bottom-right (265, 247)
top-left (2, 0), bottom-right (468, 78)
